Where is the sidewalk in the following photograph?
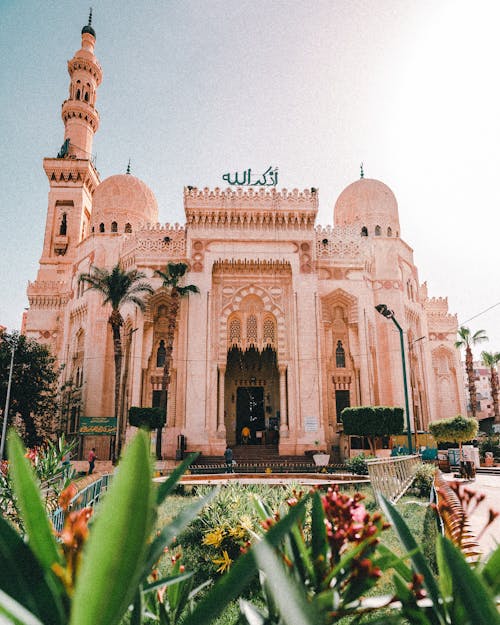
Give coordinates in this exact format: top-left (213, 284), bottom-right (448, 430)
top-left (442, 472), bottom-right (500, 555)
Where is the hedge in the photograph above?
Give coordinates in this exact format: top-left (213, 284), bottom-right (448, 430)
top-left (128, 407), bottom-right (164, 430)
top-left (341, 406), bottom-right (404, 437)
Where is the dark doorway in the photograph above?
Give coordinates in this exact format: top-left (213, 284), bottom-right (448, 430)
top-left (335, 389), bottom-right (350, 423)
top-left (237, 386), bottom-right (264, 443)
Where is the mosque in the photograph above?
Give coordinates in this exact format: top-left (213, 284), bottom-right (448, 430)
top-left (24, 18), bottom-right (465, 460)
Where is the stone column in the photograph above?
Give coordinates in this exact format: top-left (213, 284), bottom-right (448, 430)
top-left (279, 364), bottom-right (288, 434)
top-left (218, 364), bottom-right (226, 434)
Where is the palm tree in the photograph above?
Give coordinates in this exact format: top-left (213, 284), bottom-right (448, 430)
top-left (154, 262), bottom-right (199, 459)
top-left (481, 350), bottom-right (500, 424)
top-left (455, 326), bottom-right (488, 419)
top-left (79, 264), bottom-right (153, 459)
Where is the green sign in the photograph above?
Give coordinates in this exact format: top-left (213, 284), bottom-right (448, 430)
top-left (80, 417), bottom-right (117, 436)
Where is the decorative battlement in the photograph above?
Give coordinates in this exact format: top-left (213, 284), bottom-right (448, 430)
top-left (184, 187), bottom-right (318, 228)
top-left (213, 259), bottom-right (292, 276)
top-left (120, 223), bottom-right (186, 258)
top-left (27, 280), bottom-right (68, 293)
top-left (315, 225), bottom-right (368, 260)
top-left (43, 158), bottom-right (100, 192)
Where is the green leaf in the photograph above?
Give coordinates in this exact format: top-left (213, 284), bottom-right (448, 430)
top-left (182, 494), bottom-right (311, 625)
top-left (379, 496), bottom-right (445, 622)
top-left (253, 540), bottom-right (320, 625)
top-left (0, 589), bottom-right (45, 625)
top-left (7, 431), bottom-right (62, 571)
top-left (143, 572), bottom-right (193, 593)
top-left (156, 452), bottom-right (199, 505)
top-left (440, 536), bottom-right (500, 625)
top-left (144, 488), bottom-right (217, 575)
top-left (480, 543), bottom-right (500, 594)
top-left (376, 544), bottom-right (412, 582)
top-left (0, 515), bottom-right (66, 625)
top-left (239, 599), bottom-right (266, 625)
top-left (70, 431), bottom-right (155, 625)
top-left (310, 490), bottom-right (328, 585)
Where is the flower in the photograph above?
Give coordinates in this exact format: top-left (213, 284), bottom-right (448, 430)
top-left (212, 550), bottom-right (232, 573)
top-left (202, 527), bottom-right (225, 547)
top-left (228, 525), bottom-right (246, 539)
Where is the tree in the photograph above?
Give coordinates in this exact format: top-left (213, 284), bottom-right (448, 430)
top-left (341, 406), bottom-right (404, 454)
top-left (154, 262), bottom-right (199, 459)
top-left (79, 264), bottom-right (153, 459)
top-left (480, 350), bottom-right (500, 425)
top-left (429, 414), bottom-right (478, 460)
top-left (0, 332), bottom-right (58, 447)
top-left (455, 326), bottom-right (488, 419)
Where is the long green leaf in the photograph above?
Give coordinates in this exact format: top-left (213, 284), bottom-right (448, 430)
top-left (480, 543), bottom-right (500, 594)
top-left (182, 494), bottom-right (310, 625)
top-left (239, 599), bottom-right (266, 625)
top-left (7, 432), bottom-right (62, 571)
top-left (156, 452), bottom-right (199, 505)
top-left (144, 488), bottom-right (217, 575)
top-left (379, 496), bottom-right (444, 622)
top-left (253, 541), bottom-right (320, 625)
top-left (70, 431), bottom-right (154, 625)
top-left (310, 490), bottom-right (328, 587)
top-left (440, 536), bottom-right (500, 625)
top-left (0, 515), bottom-right (66, 625)
top-left (0, 590), bottom-right (44, 625)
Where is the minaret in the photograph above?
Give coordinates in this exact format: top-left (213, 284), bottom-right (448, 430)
top-left (39, 12), bottom-right (102, 263)
top-left (25, 15), bottom-right (103, 350)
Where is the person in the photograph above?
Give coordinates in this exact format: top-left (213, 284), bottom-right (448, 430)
top-left (241, 425), bottom-right (250, 444)
top-left (88, 448), bottom-right (97, 475)
top-left (224, 445), bottom-right (233, 473)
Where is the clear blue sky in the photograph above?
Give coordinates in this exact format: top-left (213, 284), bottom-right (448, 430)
top-left (1, 0), bottom-right (500, 357)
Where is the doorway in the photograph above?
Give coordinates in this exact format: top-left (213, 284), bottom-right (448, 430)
top-left (236, 386), bottom-right (264, 443)
top-left (335, 389), bottom-right (350, 423)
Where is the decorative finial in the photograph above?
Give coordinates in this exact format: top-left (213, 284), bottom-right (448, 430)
top-left (126, 159), bottom-right (131, 175)
top-left (88, 7), bottom-right (93, 26)
top-left (360, 162), bottom-right (364, 179)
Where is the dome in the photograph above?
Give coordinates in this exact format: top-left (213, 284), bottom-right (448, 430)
top-left (334, 178), bottom-right (400, 237)
top-left (90, 174), bottom-right (158, 234)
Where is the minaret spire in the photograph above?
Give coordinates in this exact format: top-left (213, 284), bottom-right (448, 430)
top-left (360, 162), bottom-right (364, 179)
top-left (126, 159), bottom-right (131, 174)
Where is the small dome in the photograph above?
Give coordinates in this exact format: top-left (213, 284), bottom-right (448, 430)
top-left (81, 24), bottom-right (96, 37)
top-left (90, 174), bottom-right (158, 233)
top-left (334, 178), bottom-right (400, 236)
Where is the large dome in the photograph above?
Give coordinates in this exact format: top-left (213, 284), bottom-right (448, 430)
top-left (334, 178), bottom-right (400, 237)
top-left (90, 174), bottom-right (158, 234)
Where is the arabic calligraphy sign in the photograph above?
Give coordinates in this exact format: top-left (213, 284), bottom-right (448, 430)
top-left (222, 166), bottom-right (279, 187)
top-left (80, 417), bottom-right (117, 436)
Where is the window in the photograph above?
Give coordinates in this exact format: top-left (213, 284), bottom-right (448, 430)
top-left (99, 223), bottom-right (105, 233)
top-left (361, 226), bottom-right (368, 237)
top-left (59, 213), bottom-right (67, 236)
top-left (156, 340), bottom-right (166, 367)
top-left (335, 340), bottom-right (346, 368)
top-left (387, 227), bottom-right (392, 237)
top-left (111, 221), bottom-right (118, 233)
top-left (375, 225), bottom-right (381, 236)
top-left (125, 222), bottom-right (132, 233)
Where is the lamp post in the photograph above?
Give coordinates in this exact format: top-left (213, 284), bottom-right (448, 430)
top-left (1, 333), bottom-right (19, 460)
top-left (374, 305), bottom-right (413, 454)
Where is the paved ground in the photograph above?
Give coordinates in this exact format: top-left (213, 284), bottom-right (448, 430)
top-left (442, 472), bottom-right (500, 555)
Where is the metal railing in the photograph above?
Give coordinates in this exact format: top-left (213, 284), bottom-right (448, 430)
top-left (51, 474), bottom-right (111, 533)
top-left (366, 455), bottom-right (420, 503)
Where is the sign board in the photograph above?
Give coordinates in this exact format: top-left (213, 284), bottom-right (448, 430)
top-left (304, 416), bottom-right (318, 432)
top-left (80, 417), bottom-right (116, 436)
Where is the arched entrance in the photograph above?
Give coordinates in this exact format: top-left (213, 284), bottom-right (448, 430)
top-left (224, 347), bottom-right (280, 445)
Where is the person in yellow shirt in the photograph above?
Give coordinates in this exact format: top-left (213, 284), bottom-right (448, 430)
top-left (241, 425), bottom-right (250, 444)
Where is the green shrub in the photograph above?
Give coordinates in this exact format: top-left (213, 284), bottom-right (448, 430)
top-left (345, 453), bottom-right (370, 475)
top-left (479, 435), bottom-right (500, 460)
top-left (412, 463), bottom-right (436, 498)
top-left (129, 406), bottom-right (164, 429)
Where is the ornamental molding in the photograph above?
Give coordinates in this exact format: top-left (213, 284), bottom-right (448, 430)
top-left (212, 259), bottom-right (292, 276)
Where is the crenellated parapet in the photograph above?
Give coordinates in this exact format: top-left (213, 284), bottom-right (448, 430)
top-left (120, 223), bottom-right (187, 268)
top-left (27, 280), bottom-right (70, 309)
top-left (424, 296), bottom-right (458, 339)
top-left (184, 187), bottom-right (318, 229)
top-left (43, 158), bottom-right (100, 193)
top-left (315, 224), bottom-right (368, 260)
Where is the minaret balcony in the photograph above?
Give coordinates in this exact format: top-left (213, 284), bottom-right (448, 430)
top-left (53, 235), bottom-right (69, 256)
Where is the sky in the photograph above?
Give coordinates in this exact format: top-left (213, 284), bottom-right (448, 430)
top-left (1, 0), bottom-right (500, 358)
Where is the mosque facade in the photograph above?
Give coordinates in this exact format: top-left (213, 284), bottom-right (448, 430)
top-left (25, 22), bottom-right (465, 460)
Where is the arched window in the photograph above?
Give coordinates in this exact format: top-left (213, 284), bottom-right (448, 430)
top-left (76, 89), bottom-right (81, 100)
top-left (99, 223), bottom-right (105, 233)
top-left (111, 221), bottom-right (118, 233)
top-left (156, 340), bottom-right (166, 367)
top-left (59, 213), bottom-right (67, 236)
top-left (124, 222), bottom-right (132, 233)
top-left (387, 226), bottom-right (392, 237)
top-left (375, 225), bottom-right (381, 236)
top-left (247, 315), bottom-right (258, 344)
top-left (361, 226), bottom-right (368, 237)
top-left (91, 226), bottom-right (95, 233)
top-left (229, 318), bottom-right (242, 344)
top-left (335, 340), bottom-right (346, 368)
top-left (84, 92), bottom-right (89, 102)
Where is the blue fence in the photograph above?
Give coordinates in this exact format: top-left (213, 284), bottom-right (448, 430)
top-left (51, 474), bottom-right (111, 533)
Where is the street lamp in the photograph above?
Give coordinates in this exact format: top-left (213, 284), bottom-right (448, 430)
top-left (374, 304), bottom-right (413, 454)
top-left (1, 333), bottom-right (19, 460)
